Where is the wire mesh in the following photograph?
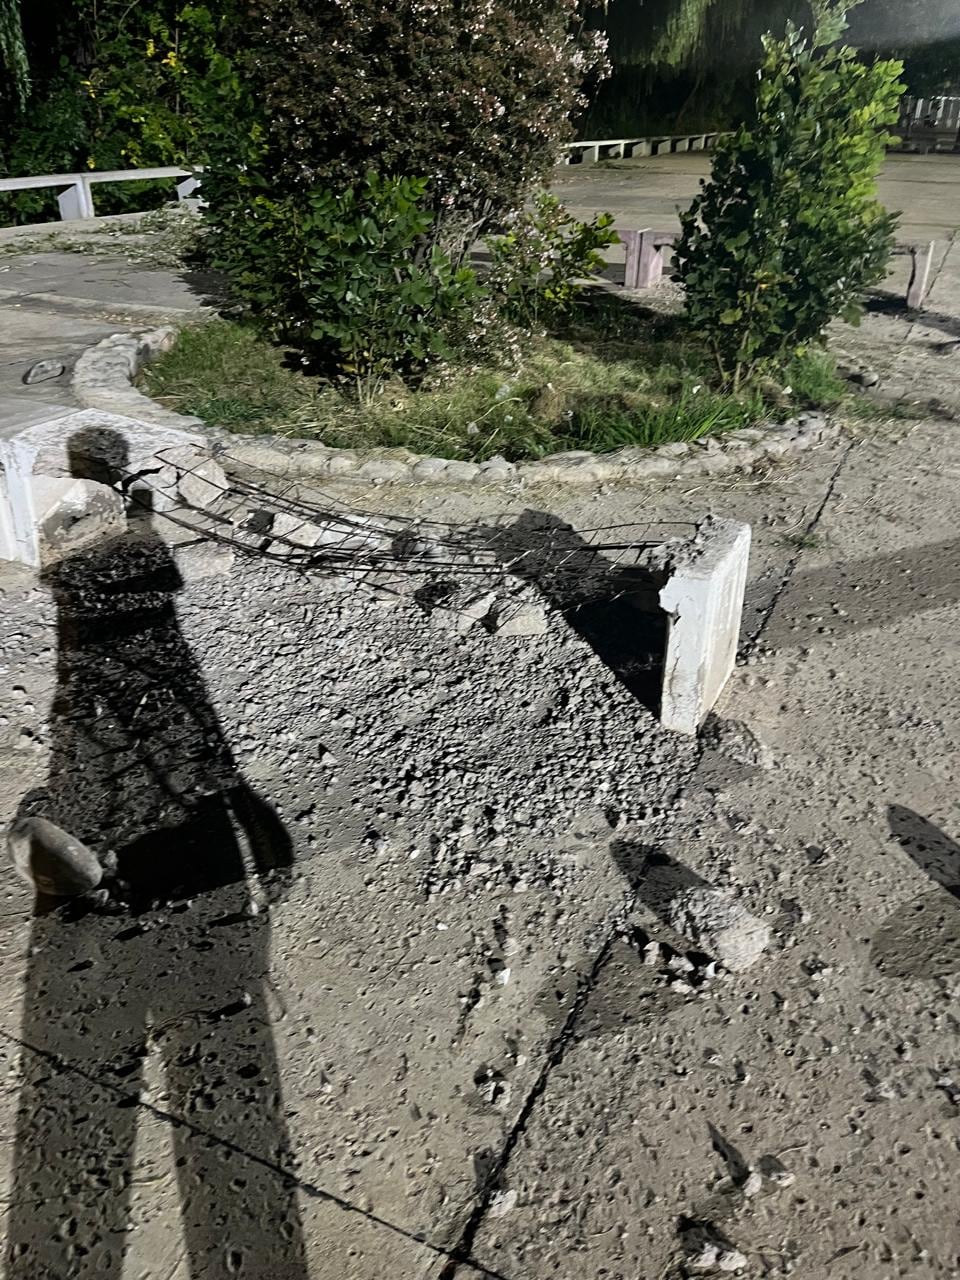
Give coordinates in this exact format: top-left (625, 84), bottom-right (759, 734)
top-left (108, 442), bottom-right (698, 595)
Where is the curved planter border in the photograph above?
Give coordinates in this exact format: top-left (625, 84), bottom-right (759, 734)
top-left (73, 327), bottom-right (841, 487)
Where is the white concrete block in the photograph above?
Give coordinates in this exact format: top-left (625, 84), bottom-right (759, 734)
top-left (0, 437), bottom-right (40, 567)
top-left (13, 409), bottom-right (227, 515)
top-left (656, 518), bottom-right (751, 735)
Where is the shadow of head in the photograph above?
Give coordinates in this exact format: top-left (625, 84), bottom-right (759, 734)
top-left (610, 838), bottom-right (711, 909)
top-left (887, 805), bottom-right (960, 895)
top-left (66, 426), bottom-right (130, 486)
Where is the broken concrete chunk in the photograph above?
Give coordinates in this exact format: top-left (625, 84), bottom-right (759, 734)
top-left (33, 475), bottom-right (126, 561)
top-left (430, 589), bottom-right (498, 634)
top-left (700, 715), bottom-right (774, 770)
top-left (490, 598), bottom-right (548, 637)
top-left (172, 539), bottom-right (235, 581)
top-left (8, 816), bottom-right (103, 897)
top-left (665, 886), bottom-right (771, 972)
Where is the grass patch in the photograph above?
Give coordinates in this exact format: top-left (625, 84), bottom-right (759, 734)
top-left (784, 350), bottom-right (847, 408)
top-left (143, 299), bottom-right (843, 462)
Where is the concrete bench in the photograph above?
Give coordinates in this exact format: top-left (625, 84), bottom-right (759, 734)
top-left (620, 227), bottom-right (937, 310)
top-left (0, 166), bottom-right (201, 222)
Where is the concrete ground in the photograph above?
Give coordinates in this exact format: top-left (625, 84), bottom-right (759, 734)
top-left (2, 155), bottom-right (960, 1280)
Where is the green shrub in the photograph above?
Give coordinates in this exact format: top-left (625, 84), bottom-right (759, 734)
top-left (485, 193), bottom-right (620, 329)
top-left (207, 0), bottom-right (608, 260)
top-left (211, 173), bottom-right (478, 394)
top-left (673, 0), bottom-right (904, 390)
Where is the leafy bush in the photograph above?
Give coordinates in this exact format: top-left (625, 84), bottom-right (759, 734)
top-left (0, 1), bottom-right (230, 224)
top-left (673, 0), bottom-right (904, 389)
top-left (485, 193), bottom-right (619, 329)
top-left (207, 0), bottom-right (608, 257)
top-left (211, 173), bottom-right (478, 393)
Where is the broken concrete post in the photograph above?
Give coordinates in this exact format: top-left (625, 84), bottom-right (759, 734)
top-left (0, 436), bottom-right (40, 567)
top-left (906, 240), bottom-right (936, 309)
top-left (650, 517), bottom-right (751, 735)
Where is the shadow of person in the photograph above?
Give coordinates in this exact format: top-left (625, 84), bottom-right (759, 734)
top-left (6, 430), bottom-right (308, 1278)
top-left (870, 805), bottom-right (960, 980)
top-left (478, 509), bottom-right (668, 719)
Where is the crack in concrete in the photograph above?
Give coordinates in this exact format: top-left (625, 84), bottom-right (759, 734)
top-left (740, 436), bottom-right (857, 658)
top-left (438, 925), bottom-right (627, 1280)
top-left (0, 1025), bottom-right (506, 1278)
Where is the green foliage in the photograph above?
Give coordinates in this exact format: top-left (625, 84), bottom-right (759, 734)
top-left (206, 0), bottom-right (609, 259)
top-left (485, 194), bottom-right (619, 328)
top-left (673, 0), bottom-right (904, 389)
top-left (785, 349), bottom-right (846, 407)
top-left (0, 0), bottom-right (29, 107)
top-left (0, 1), bottom-right (231, 225)
top-left (210, 174), bottom-right (479, 394)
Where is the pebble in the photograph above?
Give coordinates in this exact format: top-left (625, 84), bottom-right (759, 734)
top-left (22, 358), bottom-right (66, 384)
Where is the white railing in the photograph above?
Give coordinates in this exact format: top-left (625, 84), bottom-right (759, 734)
top-left (0, 166), bottom-right (201, 221)
top-left (900, 95), bottom-right (960, 133)
top-left (560, 132), bottom-right (729, 164)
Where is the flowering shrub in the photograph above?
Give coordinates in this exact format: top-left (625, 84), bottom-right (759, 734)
top-left (206, 0), bottom-right (608, 249)
top-left (203, 0), bottom-right (609, 382)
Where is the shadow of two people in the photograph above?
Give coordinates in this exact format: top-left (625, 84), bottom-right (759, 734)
top-left (7, 430), bottom-right (309, 1279)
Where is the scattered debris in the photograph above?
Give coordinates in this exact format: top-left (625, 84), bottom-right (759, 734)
top-left (700, 715), bottom-right (774, 770)
top-left (665, 888), bottom-right (771, 972)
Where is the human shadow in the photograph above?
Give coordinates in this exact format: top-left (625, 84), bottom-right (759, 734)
top-left (479, 509), bottom-right (669, 719)
top-left (6, 430), bottom-right (308, 1279)
top-left (610, 838), bottom-right (713, 929)
top-left (536, 842), bottom-right (713, 1041)
top-left (870, 805), bottom-right (960, 980)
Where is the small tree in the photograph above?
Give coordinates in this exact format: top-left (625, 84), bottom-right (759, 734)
top-left (673, 0), bottom-right (904, 390)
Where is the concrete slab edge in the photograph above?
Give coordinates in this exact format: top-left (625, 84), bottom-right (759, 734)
top-left (71, 328), bottom-right (841, 488)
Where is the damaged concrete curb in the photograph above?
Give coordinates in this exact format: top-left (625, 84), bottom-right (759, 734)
top-left (73, 327), bottom-right (842, 487)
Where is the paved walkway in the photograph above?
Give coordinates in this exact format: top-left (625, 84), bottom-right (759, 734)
top-left (0, 249), bottom-right (205, 406)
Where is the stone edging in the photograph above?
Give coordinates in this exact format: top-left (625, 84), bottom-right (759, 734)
top-left (72, 328), bottom-right (841, 486)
